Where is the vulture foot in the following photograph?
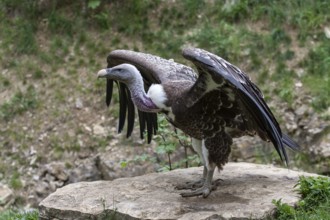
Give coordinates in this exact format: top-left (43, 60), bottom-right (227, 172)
top-left (175, 178), bottom-right (205, 190)
top-left (180, 184), bottom-right (217, 198)
top-left (175, 178), bottom-right (223, 191)
top-left (179, 166), bottom-right (221, 198)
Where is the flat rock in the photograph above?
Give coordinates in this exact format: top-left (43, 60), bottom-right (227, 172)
top-left (39, 162), bottom-right (317, 220)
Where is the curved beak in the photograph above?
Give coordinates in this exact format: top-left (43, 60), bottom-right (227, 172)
top-left (97, 68), bottom-right (112, 78)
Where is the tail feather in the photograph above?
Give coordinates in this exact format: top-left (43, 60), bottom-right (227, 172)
top-left (282, 133), bottom-right (300, 151)
top-left (277, 133), bottom-right (300, 166)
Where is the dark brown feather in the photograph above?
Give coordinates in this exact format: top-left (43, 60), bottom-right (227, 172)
top-left (181, 47), bottom-right (299, 164)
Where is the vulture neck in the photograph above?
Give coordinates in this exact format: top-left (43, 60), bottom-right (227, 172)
top-left (126, 72), bottom-right (160, 113)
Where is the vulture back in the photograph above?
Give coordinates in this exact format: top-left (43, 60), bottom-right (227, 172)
top-left (107, 50), bottom-right (197, 84)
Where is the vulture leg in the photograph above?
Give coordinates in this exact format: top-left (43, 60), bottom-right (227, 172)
top-left (180, 163), bottom-right (216, 198)
top-left (180, 139), bottom-right (217, 198)
top-left (180, 133), bottom-right (231, 198)
top-left (176, 139), bottom-right (207, 190)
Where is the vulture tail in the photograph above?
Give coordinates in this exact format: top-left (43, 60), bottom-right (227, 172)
top-left (282, 133), bottom-right (300, 151)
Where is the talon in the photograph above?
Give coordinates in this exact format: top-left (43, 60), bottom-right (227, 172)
top-left (175, 178), bottom-right (205, 190)
top-left (180, 184), bottom-right (215, 198)
top-left (213, 178), bottom-right (224, 186)
top-left (202, 188), bottom-right (211, 198)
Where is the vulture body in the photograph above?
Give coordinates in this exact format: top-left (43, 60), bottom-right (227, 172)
top-left (97, 47), bottom-right (299, 198)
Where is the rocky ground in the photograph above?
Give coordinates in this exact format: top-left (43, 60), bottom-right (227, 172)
top-left (39, 163), bottom-right (319, 220)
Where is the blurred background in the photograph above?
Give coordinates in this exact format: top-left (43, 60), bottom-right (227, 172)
top-left (0, 0), bottom-right (329, 210)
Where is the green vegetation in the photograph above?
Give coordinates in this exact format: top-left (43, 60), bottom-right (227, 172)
top-left (273, 176), bottom-right (330, 219)
top-left (0, 86), bottom-right (39, 121)
top-left (300, 41), bottom-right (330, 111)
top-left (120, 115), bottom-right (200, 172)
top-left (0, 209), bottom-right (38, 220)
top-left (0, 0), bottom-right (328, 111)
top-left (154, 116), bottom-right (200, 171)
top-left (9, 171), bottom-right (23, 190)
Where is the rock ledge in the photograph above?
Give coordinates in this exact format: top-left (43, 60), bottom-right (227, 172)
top-left (39, 162), bottom-right (317, 220)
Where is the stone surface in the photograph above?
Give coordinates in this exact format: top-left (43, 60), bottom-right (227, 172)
top-left (39, 162), bottom-right (320, 220)
top-left (0, 183), bottom-right (14, 209)
top-left (310, 126), bottom-right (330, 158)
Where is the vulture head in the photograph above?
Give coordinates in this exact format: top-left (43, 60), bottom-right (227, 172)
top-left (97, 63), bottom-right (142, 85)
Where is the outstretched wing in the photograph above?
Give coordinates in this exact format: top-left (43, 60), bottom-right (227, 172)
top-left (182, 47), bottom-right (299, 163)
top-left (105, 49), bottom-right (197, 143)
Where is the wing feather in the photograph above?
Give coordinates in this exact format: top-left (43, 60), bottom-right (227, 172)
top-left (146, 113), bottom-right (154, 143)
top-left (126, 87), bottom-right (135, 138)
top-left (138, 110), bottom-right (146, 139)
top-left (182, 47), bottom-right (299, 163)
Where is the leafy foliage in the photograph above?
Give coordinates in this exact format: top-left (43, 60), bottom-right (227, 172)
top-left (273, 176), bottom-right (330, 219)
top-left (0, 209), bottom-right (38, 220)
top-left (154, 116), bottom-right (200, 171)
top-left (119, 115), bottom-right (199, 172)
top-left (87, 0), bottom-right (101, 10)
top-left (272, 199), bottom-right (296, 220)
top-left (298, 176), bottom-right (330, 209)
